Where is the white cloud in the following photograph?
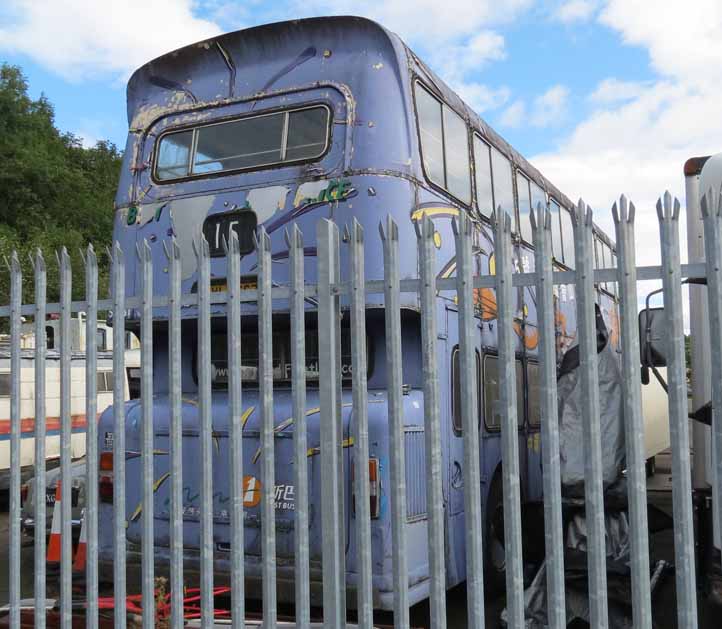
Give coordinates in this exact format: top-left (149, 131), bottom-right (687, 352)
top-left (555, 0), bottom-right (597, 23)
top-left (500, 100), bottom-right (526, 128)
top-left (0, 0), bottom-right (221, 81)
top-left (529, 0), bottom-right (722, 270)
top-left (589, 78), bottom-right (649, 104)
top-left (296, 0), bottom-right (532, 43)
top-left (531, 85), bottom-right (569, 127)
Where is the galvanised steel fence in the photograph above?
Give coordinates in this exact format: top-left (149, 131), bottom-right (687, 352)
top-left (1, 192), bottom-right (719, 629)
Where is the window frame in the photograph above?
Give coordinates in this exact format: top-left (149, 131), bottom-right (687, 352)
top-left (152, 102), bottom-right (333, 184)
top-left (481, 352), bottom-right (526, 432)
top-left (0, 373), bottom-right (10, 397)
top-left (472, 132), bottom-right (495, 219)
top-left (413, 80), bottom-right (472, 207)
top-left (515, 169), bottom-right (533, 245)
top-left (559, 205), bottom-right (576, 269)
top-left (451, 345), bottom-right (481, 436)
top-left (549, 197), bottom-right (564, 262)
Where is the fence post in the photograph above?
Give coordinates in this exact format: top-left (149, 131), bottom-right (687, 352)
top-left (257, 227), bottom-right (277, 628)
top-left (452, 212), bottom-right (485, 629)
top-left (164, 238), bottom-right (184, 629)
top-left (701, 188), bottom-right (722, 579)
top-left (8, 252), bottom-right (21, 629)
top-left (380, 216), bottom-right (410, 629)
top-left (32, 250), bottom-right (47, 629)
top-left (317, 219), bottom-right (345, 628)
top-left (84, 244), bottom-right (99, 629)
top-left (530, 205), bottom-right (566, 629)
top-left (58, 248), bottom-right (73, 629)
top-left (612, 197), bottom-right (652, 629)
top-left (416, 215), bottom-right (447, 629)
top-left (658, 192), bottom-right (698, 629)
top-left (194, 235), bottom-right (215, 626)
top-left (137, 240), bottom-right (155, 628)
top-left (347, 218), bottom-right (373, 628)
top-left (111, 242), bottom-right (127, 629)
top-left (492, 210), bottom-right (525, 627)
top-left (287, 224), bottom-right (311, 628)
top-left (225, 231), bottom-right (246, 629)
top-left (572, 200), bottom-right (609, 629)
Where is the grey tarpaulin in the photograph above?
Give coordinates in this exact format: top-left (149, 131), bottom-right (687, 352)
top-left (557, 305), bottom-right (625, 497)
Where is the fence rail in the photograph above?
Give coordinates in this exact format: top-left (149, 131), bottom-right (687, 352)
top-left (1, 193), bottom-right (719, 628)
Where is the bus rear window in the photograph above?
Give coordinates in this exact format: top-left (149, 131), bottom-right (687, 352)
top-left (155, 105), bottom-right (330, 181)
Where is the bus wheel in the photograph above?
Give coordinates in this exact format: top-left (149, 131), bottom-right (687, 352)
top-left (484, 472), bottom-right (506, 594)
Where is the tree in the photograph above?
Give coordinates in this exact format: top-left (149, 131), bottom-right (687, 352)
top-left (0, 64), bottom-right (121, 306)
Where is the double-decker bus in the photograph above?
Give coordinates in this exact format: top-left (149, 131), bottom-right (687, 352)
top-left (97, 15), bottom-right (650, 609)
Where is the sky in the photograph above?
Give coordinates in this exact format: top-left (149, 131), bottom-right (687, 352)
top-left (1, 0), bottom-right (722, 274)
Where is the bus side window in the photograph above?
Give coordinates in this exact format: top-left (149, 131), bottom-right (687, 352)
top-left (550, 199), bottom-right (563, 261)
top-left (490, 147), bottom-right (514, 229)
top-left (560, 207), bottom-right (575, 269)
top-left (473, 135), bottom-right (494, 218)
top-left (415, 82), bottom-right (471, 205)
top-left (527, 362), bottom-right (541, 427)
top-left (516, 171), bottom-right (532, 244)
top-left (482, 354), bottom-right (524, 430)
top-left (452, 346), bottom-right (481, 434)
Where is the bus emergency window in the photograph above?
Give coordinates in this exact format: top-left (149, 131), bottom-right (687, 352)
top-left (560, 207), bottom-right (575, 269)
top-left (156, 130), bottom-right (193, 179)
top-left (473, 135), bottom-right (494, 217)
top-left (516, 171), bottom-right (532, 244)
top-left (155, 105), bottom-right (330, 181)
top-left (490, 147), bottom-right (514, 225)
top-left (415, 83), bottom-right (471, 204)
top-left (550, 199), bottom-right (563, 260)
top-left (483, 355), bottom-right (524, 430)
top-left (527, 362), bottom-right (541, 426)
top-left (451, 347), bottom-right (481, 434)
top-left (0, 373), bottom-right (9, 397)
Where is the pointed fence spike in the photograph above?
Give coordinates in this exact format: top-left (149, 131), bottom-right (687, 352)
top-left (612, 201), bottom-right (620, 225)
top-left (628, 201), bottom-right (636, 223)
top-left (673, 197), bottom-right (681, 220)
top-left (656, 198), bottom-right (664, 221)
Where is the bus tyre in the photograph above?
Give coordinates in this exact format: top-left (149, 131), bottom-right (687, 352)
top-left (484, 472), bottom-right (506, 594)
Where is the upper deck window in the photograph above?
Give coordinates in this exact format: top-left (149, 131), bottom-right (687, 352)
top-left (154, 105), bottom-right (331, 182)
top-left (516, 171), bottom-right (532, 244)
top-left (473, 135), bottom-right (494, 217)
top-left (415, 82), bottom-right (471, 204)
top-left (490, 146), bottom-right (514, 226)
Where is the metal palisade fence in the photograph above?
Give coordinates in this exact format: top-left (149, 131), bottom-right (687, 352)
top-left (0, 192), bottom-right (719, 629)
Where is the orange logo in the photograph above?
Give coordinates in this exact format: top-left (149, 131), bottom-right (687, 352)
top-left (242, 475), bottom-right (262, 508)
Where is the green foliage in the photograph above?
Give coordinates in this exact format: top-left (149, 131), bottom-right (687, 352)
top-left (0, 63), bottom-right (121, 305)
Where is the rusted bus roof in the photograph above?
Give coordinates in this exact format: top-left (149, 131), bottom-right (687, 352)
top-left (125, 15), bottom-right (405, 132)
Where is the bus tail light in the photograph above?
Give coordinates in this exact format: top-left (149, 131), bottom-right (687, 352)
top-left (99, 452), bottom-right (113, 503)
top-left (369, 458), bottom-right (380, 519)
top-left (352, 457), bottom-right (381, 520)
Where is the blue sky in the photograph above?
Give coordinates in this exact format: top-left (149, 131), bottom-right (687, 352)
top-left (2, 0), bottom-right (721, 267)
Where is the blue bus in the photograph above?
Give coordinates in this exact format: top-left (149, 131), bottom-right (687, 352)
top-left (97, 15), bottom-right (621, 609)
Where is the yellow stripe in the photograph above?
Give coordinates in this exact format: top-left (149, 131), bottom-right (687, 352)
top-left (130, 472), bottom-right (171, 521)
top-left (411, 207), bottom-right (461, 221)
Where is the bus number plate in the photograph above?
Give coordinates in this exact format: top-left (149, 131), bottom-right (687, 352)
top-left (202, 210), bottom-right (257, 257)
